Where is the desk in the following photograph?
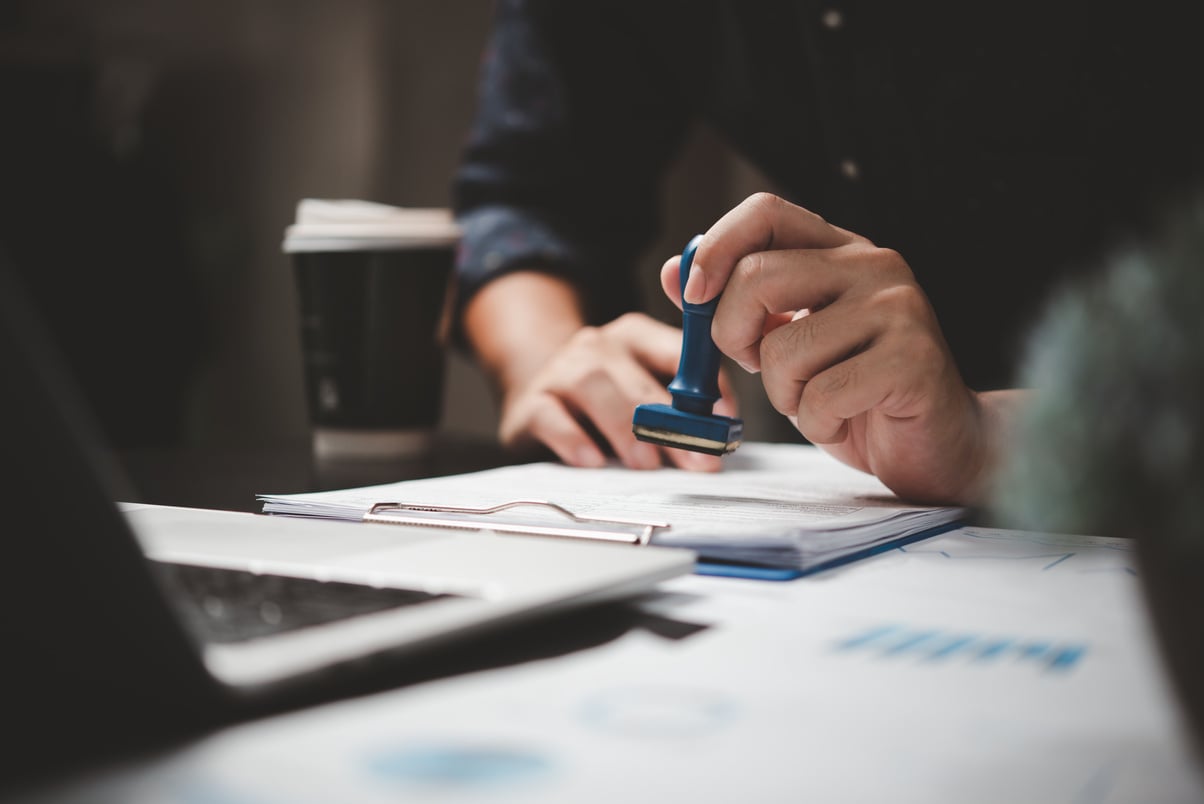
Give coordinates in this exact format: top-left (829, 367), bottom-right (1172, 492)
top-left (16, 442), bottom-right (1204, 803)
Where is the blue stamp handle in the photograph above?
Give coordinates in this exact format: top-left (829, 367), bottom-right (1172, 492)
top-left (668, 235), bottom-right (722, 414)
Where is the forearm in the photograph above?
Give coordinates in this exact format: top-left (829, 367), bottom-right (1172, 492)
top-left (462, 270), bottom-right (587, 394)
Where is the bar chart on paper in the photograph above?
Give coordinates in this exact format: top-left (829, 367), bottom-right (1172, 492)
top-left (832, 623), bottom-right (1088, 673)
top-left (816, 528), bottom-right (1138, 674)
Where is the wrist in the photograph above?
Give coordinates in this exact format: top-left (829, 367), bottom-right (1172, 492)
top-left (963, 388), bottom-right (1030, 505)
top-left (463, 270), bottom-right (587, 393)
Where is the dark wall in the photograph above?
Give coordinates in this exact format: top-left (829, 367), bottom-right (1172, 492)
top-left (0, 1), bottom-right (793, 449)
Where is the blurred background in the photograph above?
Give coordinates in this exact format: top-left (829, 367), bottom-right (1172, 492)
top-left (0, 0), bottom-right (795, 452)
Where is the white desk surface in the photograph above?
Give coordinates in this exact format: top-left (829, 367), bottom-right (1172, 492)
top-left (32, 527), bottom-right (1204, 804)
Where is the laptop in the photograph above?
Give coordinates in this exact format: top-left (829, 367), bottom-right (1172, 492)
top-left (0, 253), bottom-right (694, 794)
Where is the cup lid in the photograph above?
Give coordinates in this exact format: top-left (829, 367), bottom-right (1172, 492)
top-left (283, 199), bottom-right (461, 253)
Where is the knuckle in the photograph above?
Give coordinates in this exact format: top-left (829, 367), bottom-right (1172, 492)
top-left (745, 191), bottom-right (827, 224)
top-left (807, 364), bottom-right (852, 409)
top-left (732, 251), bottom-right (767, 286)
top-left (743, 193), bottom-right (792, 250)
top-left (543, 356), bottom-right (604, 393)
top-left (573, 362), bottom-right (611, 389)
top-left (758, 325), bottom-right (795, 373)
top-left (875, 246), bottom-right (908, 270)
top-left (609, 311), bottom-right (645, 333)
top-left (745, 191), bottom-right (783, 214)
top-left (868, 282), bottom-right (928, 319)
top-left (859, 246), bottom-right (908, 278)
top-left (760, 318), bottom-right (818, 373)
top-left (567, 325), bottom-right (604, 352)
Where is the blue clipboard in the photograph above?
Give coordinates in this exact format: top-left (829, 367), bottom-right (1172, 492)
top-left (692, 521), bottom-right (964, 581)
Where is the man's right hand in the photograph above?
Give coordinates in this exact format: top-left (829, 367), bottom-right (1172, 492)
top-left (660, 193), bottom-right (1021, 504)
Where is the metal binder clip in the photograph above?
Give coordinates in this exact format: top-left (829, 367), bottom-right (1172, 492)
top-left (363, 500), bottom-right (669, 546)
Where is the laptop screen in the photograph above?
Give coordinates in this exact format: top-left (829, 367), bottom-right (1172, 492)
top-left (0, 252), bottom-right (225, 789)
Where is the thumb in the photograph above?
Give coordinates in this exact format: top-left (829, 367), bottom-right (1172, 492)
top-left (660, 255), bottom-right (684, 309)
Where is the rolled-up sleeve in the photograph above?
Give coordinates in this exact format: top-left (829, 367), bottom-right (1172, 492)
top-left (451, 0), bottom-right (693, 326)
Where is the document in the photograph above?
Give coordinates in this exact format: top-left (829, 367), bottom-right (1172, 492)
top-left (258, 443), bottom-right (963, 573)
top-left (86, 520), bottom-right (1196, 804)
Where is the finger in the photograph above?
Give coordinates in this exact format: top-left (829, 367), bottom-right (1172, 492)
top-left (763, 309), bottom-right (803, 337)
top-left (663, 445), bottom-right (724, 472)
top-left (715, 364), bottom-right (739, 416)
top-left (521, 394), bottom-right (609, 468)
top-left (712, 245), bottom-right (864, 371)
top-left (667, 363), bottom-right (736, 471)
top-left (757, 298), bottom-right (881, 417)
top-left (686, 193), bottom-right (860, 304)
top-left (660, 255), bottom-right (684, 309)
top-left (607, 306), bottom-right (737, 471)
top-left (793, 351), bottom-right (883, 445)
top-left (665, 257), bottom-right (817, 340)
top-left (607, 313), bottom-right (685, 379)
top-left (666, 255), bottom-right (800, 374)
top-left (714, 396), bottom-right (739, 418)
top-left (561, 362), bottom-right (665, 470)
top-left (793, 331), bottom-right (946, 445)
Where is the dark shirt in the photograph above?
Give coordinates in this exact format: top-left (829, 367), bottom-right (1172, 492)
top-left (452, 0), bottom-right (1204, 391)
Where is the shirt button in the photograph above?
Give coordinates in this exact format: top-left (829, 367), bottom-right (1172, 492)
top-left (839, 159), bottom-right (860, 181)
top-left (821, 9), bottom-right (844, 30)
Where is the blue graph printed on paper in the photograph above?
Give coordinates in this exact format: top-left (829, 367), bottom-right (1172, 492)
top-left (365, 744), bottom-right (553, 789)
top-left (833, 623), bottom-right (1087, 673)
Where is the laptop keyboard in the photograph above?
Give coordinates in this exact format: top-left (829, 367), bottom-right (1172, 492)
top-left (148, 561), bottom-right (455, 644)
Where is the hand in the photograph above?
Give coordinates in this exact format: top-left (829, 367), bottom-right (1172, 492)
top-left (661, 193), bottom-right (1002, 504)
top-left (461, 270), bottom-right (737, 472)
top-left (497, 312), bottom-right (737, 471)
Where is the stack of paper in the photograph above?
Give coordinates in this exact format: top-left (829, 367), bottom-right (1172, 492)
top-left (258, 443), bottom-right (964, 574)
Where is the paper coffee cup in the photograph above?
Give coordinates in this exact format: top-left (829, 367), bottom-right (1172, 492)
top-left (284, 199), bottom-right (460, 460)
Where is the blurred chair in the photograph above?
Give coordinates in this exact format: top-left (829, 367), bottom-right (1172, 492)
top-left (991, 193), bottom-right (1204, 764)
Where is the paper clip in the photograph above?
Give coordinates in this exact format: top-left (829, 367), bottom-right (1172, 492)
top-left (363, 500), bottom-right (669, 546)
